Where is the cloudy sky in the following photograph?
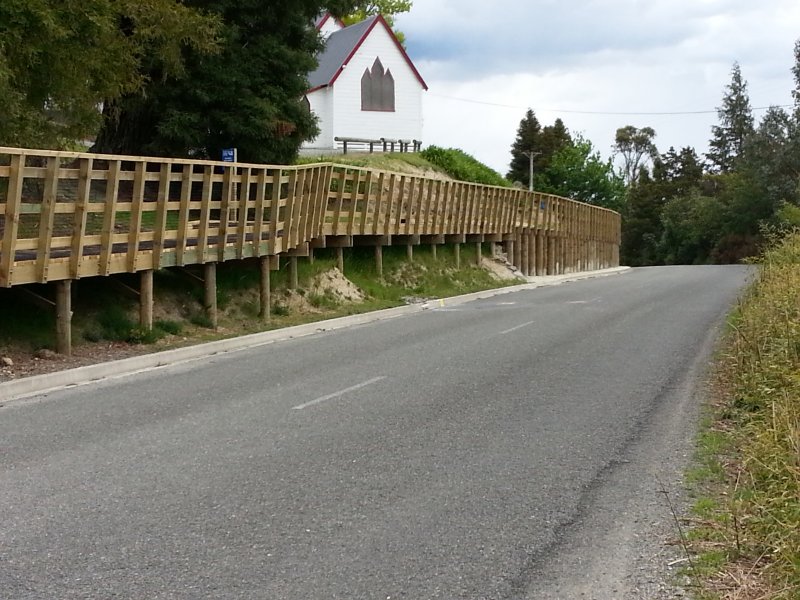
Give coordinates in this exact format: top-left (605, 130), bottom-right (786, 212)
top-left (394, 0), bottom-right (799, 175)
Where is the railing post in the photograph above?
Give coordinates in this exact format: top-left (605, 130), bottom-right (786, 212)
top-left (1, 153), bottom-right (25, 287)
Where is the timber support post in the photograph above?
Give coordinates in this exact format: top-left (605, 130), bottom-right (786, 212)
top-left (139, 270), bottom-right (154, 331)
top-left (536, 232), bottom-right (545, 276)
top-left (475, 242), bottom-right (482, 266)
top-left (289, 256), bottom-right (298, 290)
top-left (454, 243), bottom-right (461, 269)
top-left (55, 280), bottom-right (72, 356)
top-left (407, 244), bottom-right (414, 262)
top-left (204, 262), bottom-right (218, 329)
top-left (375, 245), bottom-right (383, 278)
top-left (523, 229), bottom-right (536, 277)
top-left (336, 247), bottom-right (344, 273)
top-left (521, 230), bottom-right (530, 276)
top-left (259, 256), bottom-right (271, 322)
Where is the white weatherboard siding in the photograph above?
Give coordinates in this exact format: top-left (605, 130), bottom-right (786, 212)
top-left (305, 89), bottom-right (335, 150)
top-left (332, 25), bottom-right (423, 143)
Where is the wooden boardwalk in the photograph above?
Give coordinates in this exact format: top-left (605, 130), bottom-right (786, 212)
top-left (1, 146), bottom-right (621, 353)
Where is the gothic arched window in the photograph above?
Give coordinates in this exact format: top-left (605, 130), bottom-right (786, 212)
top-left (361, 58), bottom-right (395, 112)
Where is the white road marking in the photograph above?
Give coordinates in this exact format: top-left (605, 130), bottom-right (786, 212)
top-left (499, 320), bottom-right (536, 335)
top-left (292, 376), bottom-right (387, 410)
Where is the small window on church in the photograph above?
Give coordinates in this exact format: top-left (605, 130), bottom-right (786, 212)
top-left (361, 58), bottom-right (395, 112)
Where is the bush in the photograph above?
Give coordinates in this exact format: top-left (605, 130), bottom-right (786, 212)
top-left (420, 146), bottom-right (510, 187)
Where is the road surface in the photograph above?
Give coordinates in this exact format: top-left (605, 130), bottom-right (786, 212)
top-left (0, 266), bottom-right (751, 599)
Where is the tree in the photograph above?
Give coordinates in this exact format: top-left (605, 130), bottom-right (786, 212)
top-left (507, 109), bottom-right (542, 187)
top-left (613, 125), bottom-right (657, 185)
top-left (621, 146), bottom-right (704, 266)
top-left (538, 135), bottom-right (625, 212)
top-left (343, 0), bottom-right (412, 42)
top-left (0, 0), bottom-right (219, 149)
top-left (707, 62), bottom-right (754, 172)
top-left (621, 169), bottom-right (664, 266)
top-left (536, 118), bottom-right (573, 170)
top-left (659, 189), bottom-right (725, 264)
top-left (95, 0), bottom-right (358, 164)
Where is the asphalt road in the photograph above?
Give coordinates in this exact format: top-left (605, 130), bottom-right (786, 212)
top-left (0, 266), bottom-right (752, 599)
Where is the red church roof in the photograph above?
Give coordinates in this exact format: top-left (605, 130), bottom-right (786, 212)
top-left (308, 14), bottom-right (428, 93)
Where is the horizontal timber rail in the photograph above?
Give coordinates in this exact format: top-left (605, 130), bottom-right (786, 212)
top-left (0, 146), bottom-right (620, 353)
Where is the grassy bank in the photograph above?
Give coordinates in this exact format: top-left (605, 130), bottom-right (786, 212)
top-left (296, 147), bottom-right (511, 187)
top-left (0, 244), bottom-right (518, 369)
top-left (689, 232), bottom-right (800, 599)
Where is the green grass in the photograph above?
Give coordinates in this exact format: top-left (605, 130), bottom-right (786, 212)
top-left (687, 231), bottom-right (800, 599)
top-left (420, 146), bottom-right (511, 187)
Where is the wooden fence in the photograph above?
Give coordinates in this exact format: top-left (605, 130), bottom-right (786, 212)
top-left (0, 146), bottom-right (621, 352)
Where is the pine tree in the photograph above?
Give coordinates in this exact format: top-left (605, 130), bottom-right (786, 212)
top-left (95, 0), bottom-right (358, 164)
top-left (707, 62), bottom-right (754, 172)
top-left (506, 109), bottom-right (541, 187)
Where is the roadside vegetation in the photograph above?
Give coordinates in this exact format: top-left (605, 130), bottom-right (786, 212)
top-left (0, 245), bottom-right (519, 377)
top-left (688, 231), bottom-right (800, 599)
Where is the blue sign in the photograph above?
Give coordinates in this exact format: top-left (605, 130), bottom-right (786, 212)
top-left (222, 148), bottom-right (236, 162)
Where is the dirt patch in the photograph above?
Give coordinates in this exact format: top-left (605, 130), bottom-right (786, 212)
top-left (481, 257), bottom-right (526, 282)
top-left (273, 290), bottom-right (322, 314)
top-left (310, 268), bottom-right (365, 303)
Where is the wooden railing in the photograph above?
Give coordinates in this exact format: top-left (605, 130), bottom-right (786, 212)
top-left (0, 146), bottom-right (620, 289)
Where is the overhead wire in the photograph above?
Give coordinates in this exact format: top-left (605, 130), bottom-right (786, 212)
top-left (426, 93), bottom-right (793, 116)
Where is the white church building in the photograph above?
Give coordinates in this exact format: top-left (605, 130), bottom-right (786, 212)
top-left (302, 13), bottom-right (428, 152)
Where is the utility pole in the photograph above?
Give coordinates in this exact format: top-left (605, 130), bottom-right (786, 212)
top-left (522, 150), bottom-right (541, 192)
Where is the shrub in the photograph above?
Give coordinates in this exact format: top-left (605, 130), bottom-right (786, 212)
top-left (420, 146), bottom-right (510, 187)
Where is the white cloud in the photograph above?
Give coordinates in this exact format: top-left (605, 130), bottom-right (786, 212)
top-left (396, 0), bottom-right (799, 174)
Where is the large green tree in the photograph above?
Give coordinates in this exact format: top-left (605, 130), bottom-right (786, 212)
top-left (0, 0), bottom-right (219, 149)
top-left (95, 0), bottom-right (357, 164)
top-left (538, 136), bottom-right (624, 212)
top-left (707, 62), bottom-right (754, 172)
top-left (507, 109), bottom-right (542, 187)
top-left (621, 146), bottom-right (705, 266)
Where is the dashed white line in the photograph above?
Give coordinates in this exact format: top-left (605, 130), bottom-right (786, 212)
top-left (499, 320), bottom-right (536, 335)
top-left (292, 376), bottom-right (387, 410)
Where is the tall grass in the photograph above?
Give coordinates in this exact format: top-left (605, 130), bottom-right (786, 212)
top-left (692, 232), bottom-right (800, 599)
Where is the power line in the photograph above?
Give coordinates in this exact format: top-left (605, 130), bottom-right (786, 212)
top-left (427, 93), bottom-right (793, 116)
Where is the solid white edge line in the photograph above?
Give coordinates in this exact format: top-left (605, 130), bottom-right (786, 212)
top-left (292, 376), bottom-right (387, 410)
top-left (499, 320), bottom-right (536, 335)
